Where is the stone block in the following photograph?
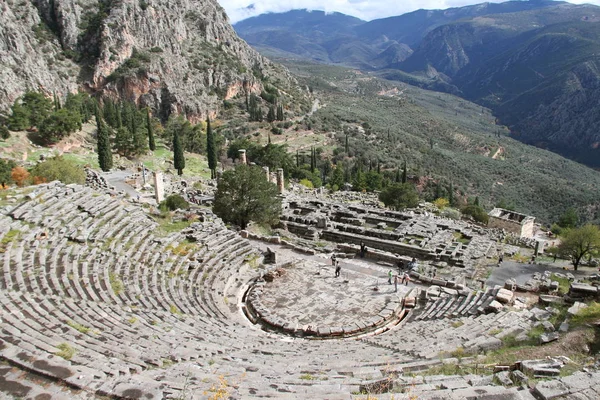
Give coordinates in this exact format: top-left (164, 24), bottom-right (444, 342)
top-left (534, 368), bottom-right (561, 377)
top-left (533, 380), bottom-right (570, 400)
top-left (540, 332), bottom-right (560, 344)
top-left (467, 375), bottom-right (493, 386)
top-left (560, 371), bottom-right (600, 392)
top-left (495, 370), bottom-right (513, 386)
top-left (439, 378), bottom-right (469, 390)
top-left (568, 302), bottom-right (588, 316)
top-left (358, 378), bottom-right (389, 394)
top-left (496, 288), bottom-right (514, 304)
top-left (511, 370), bottom-right (529, 385)
top-left (569, 283), bottom-right (598, 295)
top-left (539, 321), bottom-right (555, 332)
top-left (487, 300), bottom-right (504, 313)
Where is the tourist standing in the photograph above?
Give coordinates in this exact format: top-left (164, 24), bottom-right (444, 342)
top-left (335, 261), bottom-right (341, 278)
top-left (394, 275), bottom-right (398, 292)
top-left (388, 269), bottom-right (393, 284)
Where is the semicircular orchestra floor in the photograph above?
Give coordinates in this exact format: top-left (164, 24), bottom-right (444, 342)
top-left (246, 259), bottom-right (412, 338)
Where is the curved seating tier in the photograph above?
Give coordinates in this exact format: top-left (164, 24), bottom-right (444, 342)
top-left (0, 183), bottom-right (543, 399)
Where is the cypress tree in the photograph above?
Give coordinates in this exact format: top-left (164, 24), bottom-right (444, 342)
top-left (345, 134), bottom-right (349, 153)
top-left (395, 167), bottom-right (401, 183)
top-left (267, 105), bottom-right (275, 123)
top-left (147, 108), bottom-right (155, 151)
top-left (103, 99), bottom-right (116, 128)
top-left (173, 131), bottom-right (185, 176)
top-left (206, 117), bottom-right (217, 179)
top-left (116, 106), bottom-right (123, 129)
top-left (310, 147), bottom-right (315, 172)
top-left (448, 182), bottom-right (454, 206)
top-left (401, 162), bottom-right (407, 184)
top-left (435, 181), bottom-right (443, 199)
top-left (53, 91), bottom-right (61, 111)
top-left (96, 109), bottom-right (113, 172)
top-left (277, 104), bottom-right (284, 121)
top-left (474, 196), bottom-right (480, 206)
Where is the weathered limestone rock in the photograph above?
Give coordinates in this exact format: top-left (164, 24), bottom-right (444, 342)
top-left (540, 332), bottom-right (560, 344)
top-left (533, 380), bottom-right (570, 399)
top-left (495, 370), bottom-right (513, 386)
top-left (496, 288), bottom-right (514, 304)
top-left (568, 302), bottom-right (588, 316)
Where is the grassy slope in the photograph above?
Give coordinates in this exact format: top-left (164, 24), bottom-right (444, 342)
top-left (285, 60), bottom-right (600, 224)
top-left (0, 125), bottom-right (211, 180)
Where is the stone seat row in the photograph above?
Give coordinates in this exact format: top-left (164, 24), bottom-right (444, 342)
top-left (361, 309), bottom-right (534, 359)
top-left (415, 287), bottom-right (501, 321)
top-left (0, 218), bottom-right (254, 325)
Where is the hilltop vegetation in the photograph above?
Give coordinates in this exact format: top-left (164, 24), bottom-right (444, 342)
top-left (283, 60), bottom-right (600, 224)
top-left (234, 2), bottom-right (600, 167)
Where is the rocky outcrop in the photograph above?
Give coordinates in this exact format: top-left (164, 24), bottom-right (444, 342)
top-left (0, 0), bottom-right (79, 109)
top-left (1, 0), bottom-right (306, 121)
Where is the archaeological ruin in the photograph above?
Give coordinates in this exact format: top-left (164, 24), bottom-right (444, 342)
top-left (0, 181), bottom-right (598, 399)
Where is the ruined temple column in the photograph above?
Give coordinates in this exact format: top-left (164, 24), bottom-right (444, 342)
top-left (154, 172), bottom-right (164, 203)
top-left (276, 168), bottom-right (284, 194)
top-left (239, 149), bottom-right (247, 164)
top-left (263, 166), bottom-right (270, 182)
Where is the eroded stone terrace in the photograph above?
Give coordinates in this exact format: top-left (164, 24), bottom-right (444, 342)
top-left (0, 183), bottom-right (594, 400)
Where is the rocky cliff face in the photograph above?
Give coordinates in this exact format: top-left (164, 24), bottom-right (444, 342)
top-left (1, 0), bottom-right (306, 121)
top-left (0, 0), bottom-right (80, 109)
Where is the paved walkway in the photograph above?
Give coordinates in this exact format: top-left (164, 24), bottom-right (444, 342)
top-left (487, 260), bottom-right (594, 287)
top-left (102, 170), bottom-right (140, 198)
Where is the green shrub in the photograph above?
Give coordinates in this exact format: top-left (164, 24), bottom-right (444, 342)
top-left (462, 204), bottom-right (489, 224)
top-left (0, 125), bottom-right (9, 140)
top-left (30, 156), bottom-right (85, 184)
top-left (161, 194), bottom-right (189, 211)
top-left (299, 179), bottom-right (314, 189)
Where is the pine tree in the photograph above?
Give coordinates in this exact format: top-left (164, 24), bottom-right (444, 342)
top-left (206, 117), bottom-right (217, 179)
top-left (401, 162), bottom-right (407, 184)
top-left (147, 108), bottom-right (155, 151)
top-left (96, 110), bottom-right (113, 172)
top-left (173, 131), bottom-right (185, 176)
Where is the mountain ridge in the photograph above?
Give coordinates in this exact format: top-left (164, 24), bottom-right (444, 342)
top-left (0, 0), bottom-right (308, 121)
top-left (234, 2), bottom-right (600, 166)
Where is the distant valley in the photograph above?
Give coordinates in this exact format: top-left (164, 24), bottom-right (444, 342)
top-left (234, 1), bottom-right (600, 167)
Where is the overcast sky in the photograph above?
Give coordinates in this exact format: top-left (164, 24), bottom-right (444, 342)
top-left (220, 0), bottom-right (598, 24)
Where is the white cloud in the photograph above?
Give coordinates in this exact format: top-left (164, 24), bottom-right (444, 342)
top-left (220, 0), bottom-right (600, 24)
